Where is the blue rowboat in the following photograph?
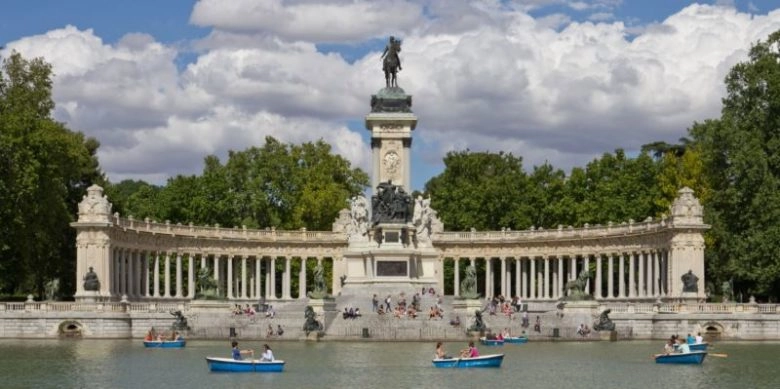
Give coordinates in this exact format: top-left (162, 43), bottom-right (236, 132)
top-left (504, 336), bottom-right (528, 344)
top-left (479, 337), bottom-right (504, 346)
top-left (143, 339), bottom-right (186, 348)
top-left (206, 357), bottom-right (285, 372)
top-left (433, 354), bottom-right (504, 368)
top-left (689, 343), bottom-right (708, 352)
top-left (654, 351), bottom-right (707, 364)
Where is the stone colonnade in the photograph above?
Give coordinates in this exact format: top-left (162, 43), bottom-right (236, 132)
top-left (103, 248), bottom-right (334, 301)
top-left (442, 251), bottom-right (671, 301)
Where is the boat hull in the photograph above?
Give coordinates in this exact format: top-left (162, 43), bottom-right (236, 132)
top-left (432, 354), bottom-right (504, 368)
top-left (206, 357), bottom-right (285, 372)
top-left (479, 337), bottom-right (504, 346)
top-left (689, 343), bottom-right (708, 352)
top-left (504, 336), bottom-right (528, 344)
top-left (143, 340), bottom-right (186, 348)
top-left (654, 351), bottom-right (707, 364)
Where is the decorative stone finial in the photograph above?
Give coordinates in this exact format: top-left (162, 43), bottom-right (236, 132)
top-left (77, 184), bottom-right (113, 223)
top-left (670, 187), bottom-right (704, 224)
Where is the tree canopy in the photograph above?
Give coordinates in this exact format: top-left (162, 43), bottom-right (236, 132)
top-left (0, 52), bottom-right (103, 298)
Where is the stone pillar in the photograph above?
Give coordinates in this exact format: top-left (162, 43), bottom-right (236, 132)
top-left (213, 255), bottom-right (220, 297)
top-left (500, 257), bottom-right (507, 297)
top-left (118, 249), bottom-right (126, 296)
top-left (584, 255), bottom-right (591, 294)
top-left (187, 254), bottom-right (195, 299)
top-left (283, 257), bottom-right (292, 300)
top-left (175, 253), bottom-right (183, 298)
top-left (595, 254), bottom-right (602, 299)
top-left (522, 258), bottom-right (528, 299)
top-left (628, 252), bottom-right (636, 298)
top-left (653, 251), bottom-right (660, 297)
top-left (557, 256), bottom-right (564, 299)
top-left (142, 252), bottom-right (149, 298)
top-left (269, 257), bottom-right (276, 299)
top-left (570, 256), bottom-right (576, 281)
top-left (255, 257), bottom-right (262, 299)
top-left (607, 254), bottom-right (614, 299)
top-left (226, 255), bottom-right (234, 300)
top-left (153, 252), bottom-right (160, 298)
top-left (639, 251), bottom-right (646, 298)
top-left (618, 252), bottom-right (625, 298)
top-left (265, 258), bottom-right (271, 298)
top-left (543, 257), bottom-right (550, 299)
top-left (484, 258), bottom-right (492, 297)
top-left (241, 256), bottom-right (248, 299)
top-left (299, 257), bottom-right (307, 299)
top-left (529, 258), bottom-right (536, 299)
top-left (454, 258), bottom-right (460, 297)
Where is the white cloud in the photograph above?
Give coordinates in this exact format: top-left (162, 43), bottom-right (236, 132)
top-left (189, 0), bottom-right (424, 43)
top-left (4, 3), bottom-right (780, 188)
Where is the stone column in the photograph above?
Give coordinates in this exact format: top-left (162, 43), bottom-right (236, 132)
top-left (118, 249), bottom-right (126, 296)
top-left (153, 252), bottom-right (161, 298)
top-left (522, 258), bottom-right (528, 299)
top-left (187, 254), bottom-right (195, 299)
top-left (500, 257), bottom-right (507, 297)
top-left (638, 251), bottom-right (646, 298)
top-left (543, 257), bottom-right (550, 299)
top-left (265, 258), bottom-right (271, 298)
top-left (607, 254), bottom-right (614, 299)
top-left (529, 258), bottom-right (536, 299)
top-left (213, 255), bottom-right (220, 297)
top-left (557, 256), bottom-right (564, 299)
top-left (299, 257), bottom-right (307, 299)
top-left (254, 257), bottom-right (261, 299)
top-left (454, 258), bottom-right (460, 297)
top-left (628, 252), bottom-right (636, 298)
top-left (269, 257), bottom-right (277, 299)
top-left (618, 252), bottom-right (626, 298)
top-left (584, 255), bottom-right (591, 294)
top-left (653, 251), bottom-right (660, 297)
top-left (513, 258), bottom-right (519, 298)
top-left (595, 254), bottom-right (602, 299)
top-left (484, 258), bottom-right (491, 297)
top-left (175, 253), bottom-right (183, 298)
top-left (570, 256), bottom-right (576, 281)
top-left (225, 255), bottom-right (233, 299)
top-left (161, 252), bottom-right (170, 298)
top-left (283, 257), bottom-right (292, 300)
top-left (241, 256), bottom-right (248, 299)
top-left (142, 251), bottom-right (149, 298)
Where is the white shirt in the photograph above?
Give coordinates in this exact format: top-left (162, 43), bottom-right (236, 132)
top-left (695, 335), bottom-right (703, 344)
top-left (261, 349), bottom-right (275, 361)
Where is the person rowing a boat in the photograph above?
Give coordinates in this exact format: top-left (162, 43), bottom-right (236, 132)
top-left (260, 344), bottom-right (275, 362)
top-left (676, 338), bottom-right (691, 354)
top-left (232, 341), bottom-right (254, 361)
top-left (435, 342), bottom-right (452, 359)
top-left (459, 341), bottom-right (479, 358)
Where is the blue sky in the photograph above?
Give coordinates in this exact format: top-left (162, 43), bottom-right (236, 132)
top-left (3, 1), bottom-right (780, 191)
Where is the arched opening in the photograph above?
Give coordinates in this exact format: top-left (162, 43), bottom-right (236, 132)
top-left (702, 322), bottom-right (723, 341)
top-left (58, 321), bottom-right (83, 338)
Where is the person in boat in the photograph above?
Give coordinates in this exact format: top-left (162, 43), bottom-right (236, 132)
top-left (260, 344), bottom-right (274, 362)
top-left (686, 333), bottom-right (695, 345)
top-left (435, 342), bottom-right (451, 359)
top-left (676, 338), bottom-right (691, 354)
top-left (144, 329), bottom-right (154, 341)
top-left (169, 331), bottom-right (178, 341)
top-left (232, 340), bottom-right (254, 361)
top-left (695, 332), bottom-right (703, 344)
top-left (663, 339), bottom-right (675, 355)
top-left (459, 341), bottom-right (479, 358)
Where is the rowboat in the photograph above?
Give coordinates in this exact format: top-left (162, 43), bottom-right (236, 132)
top-left (654, 351), bottom-right (707, 364)
top-left (432, 354), bottom-right (504, 368)
top-left (673, 342), bottom-right (708, 352)
top-left (206, 357), bottom-right (285, 372)
top-left (143, 339), bottom-right (186, 348)
top-left (479, 337), bottom-right (504, 346)
top-left (504, 336), bottom-right (528, 344)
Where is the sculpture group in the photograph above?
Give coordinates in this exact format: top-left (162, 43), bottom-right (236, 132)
top-left (371, 181), bottom-right (413, 225)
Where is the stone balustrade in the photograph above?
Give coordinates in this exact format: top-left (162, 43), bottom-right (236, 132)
top-left (0, 301), bottom-right (190, 313)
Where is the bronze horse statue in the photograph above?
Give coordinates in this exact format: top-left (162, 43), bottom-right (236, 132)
top-left (381, 37), bottom-right (402, 88)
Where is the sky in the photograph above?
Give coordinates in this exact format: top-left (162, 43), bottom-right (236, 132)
top-left (3, 0), bottom-right (780, 192)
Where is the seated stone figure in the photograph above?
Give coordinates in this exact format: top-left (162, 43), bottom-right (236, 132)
top-left (83, 267), bottom-right (100, 291)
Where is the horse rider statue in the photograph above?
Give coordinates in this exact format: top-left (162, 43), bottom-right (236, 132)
top-left (381, 36), bottom-right (402, 88)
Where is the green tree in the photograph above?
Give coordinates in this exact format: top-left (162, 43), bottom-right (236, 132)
top-left (690, 30), bottom-right (780, 298)
top-left (0, 52), bottom-right (104, 298)
top-left (424, 150), bottom-right (531, 231)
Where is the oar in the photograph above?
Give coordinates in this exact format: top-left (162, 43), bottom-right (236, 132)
top-left (709, 353), bottom-right (728, 358)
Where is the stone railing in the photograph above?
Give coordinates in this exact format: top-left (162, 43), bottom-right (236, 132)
top-left (599, 302), bottom-right (779, 314)
top-left (433, 217), bottom-right (706, 243)
top-left (0, 301), bottom-right (191, 313)
top-left (111, 214), bottom-right (346, 243)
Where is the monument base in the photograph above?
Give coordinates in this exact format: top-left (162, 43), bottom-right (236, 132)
top-left (308, 298), bottom-right (337, 314)
top-left (74, 291), bottom-right (102, 303)
top-left (452, 299), bottom-right (484, 314)
top-left (599, 330), bottom-right (618, 341)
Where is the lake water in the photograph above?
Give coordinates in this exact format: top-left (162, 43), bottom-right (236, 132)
top-left (1, 339), bottom-right (778, 388)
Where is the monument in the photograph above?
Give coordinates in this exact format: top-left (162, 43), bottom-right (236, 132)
top-left (334, 37), bottom-right (442, 298)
